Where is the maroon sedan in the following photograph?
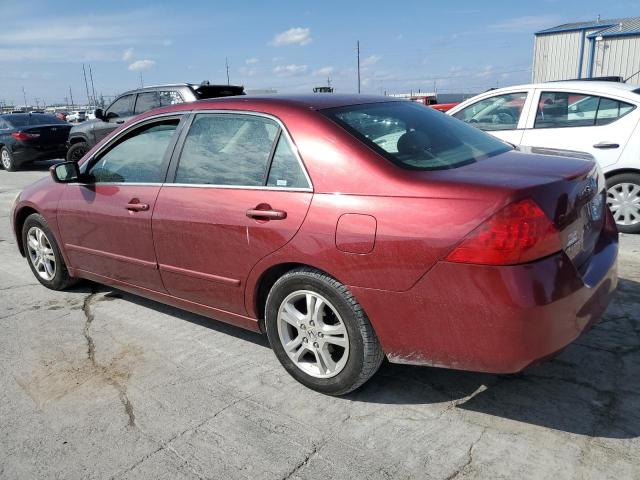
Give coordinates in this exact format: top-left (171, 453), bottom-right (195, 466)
top-left (11, 95), bottom-right (618, 395)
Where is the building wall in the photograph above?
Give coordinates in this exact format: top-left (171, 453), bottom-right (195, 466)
top-left (532, 31), bottom-right (582, 82)
top-left (590, 35), bottom-right (640, 81)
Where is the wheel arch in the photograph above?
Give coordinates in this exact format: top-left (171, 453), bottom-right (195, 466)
top-left (604, 168), bottom-right (640, 179)
top-left (68, 134), bottom-right (89, 145)
top-left (14, 206), bottom-right (39, 256)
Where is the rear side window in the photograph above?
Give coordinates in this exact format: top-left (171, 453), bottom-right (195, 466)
top-left (266, 135), bottom-right (309, 188)
top-left (3, 114), bottom-right (66, 127)
top-left (106, 94), bottom-right (134, 118)
top-left (324, 101), bottom-right (511, 171)
top-left (176, 114), bottom-right (279, 186)
top-left (134, 92), bottom-right (159, 114)
top-left (159, 91), bottom-right (183, 106)
top-left (87, 119), bottom-right (179, 183)
top-left (453, 92), bottom-right (527, 131)
top-left (535, 92), bottom-right (635, 128)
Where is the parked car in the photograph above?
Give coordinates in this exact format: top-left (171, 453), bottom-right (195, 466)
top-left (0, 113), bottom-right (71, 171)
top-left (55, 111), bottom-right (68, 122)
top-left (66, 111), bottom-right (86, 123)
top-left (65, 82), bottom-right (245, 162)
top-left (448, 80), bottom-right (640, 233)
top-left (12, 95), bottom-right (617, 394)
top-left (429, 102), bottom-right (459, 112)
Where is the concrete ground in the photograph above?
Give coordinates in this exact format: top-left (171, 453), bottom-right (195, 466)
top-left (1, 162), bottom-right (639, 480)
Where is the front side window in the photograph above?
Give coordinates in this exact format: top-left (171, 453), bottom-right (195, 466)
top-left (87, 118), bottom-right (179, 183)
top-left (134, 92), bottom-right (159, 114)
top-left (324, 101), bottom-right (511, 171)
top-left (176, 114), bottom-right (279, 186)
top-left (453, 92), bottom-right (527, 131)
top-left (159, 91), bottom-right (184, 107)
top-left (106, 95), bottom-right (134, 119)
top-left (535, 92), bottom-right (635, 128)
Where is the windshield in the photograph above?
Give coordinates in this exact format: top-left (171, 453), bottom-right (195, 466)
top-left (323, 101), bottom-right (512, 170)
top-left (4, 114), bottom-right (67, 127)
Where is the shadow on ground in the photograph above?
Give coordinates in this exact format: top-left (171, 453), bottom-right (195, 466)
top-left (72, 277), bottom-right (640, 439)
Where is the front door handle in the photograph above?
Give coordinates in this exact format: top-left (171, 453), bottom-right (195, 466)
top-left (246, 207), bottom-right (287, 220)
top-left (593, 142), bottom-right (619, 149)
top-left (126, 202), bottom-right (149, 212)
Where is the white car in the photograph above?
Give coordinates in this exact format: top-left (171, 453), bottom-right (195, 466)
top-left (66, 111), bottom-right (86, 123)
top-left (448, 81), bottom-right (640, 233)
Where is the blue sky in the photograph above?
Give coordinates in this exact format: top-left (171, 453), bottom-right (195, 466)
top-left (0, 0), bottom-right (638, 106)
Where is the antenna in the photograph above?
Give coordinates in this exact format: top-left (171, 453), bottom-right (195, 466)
top-left (139, 72), bottom-right (144, 88)
top-left (357, 40), bottom-right (361, 94)
top-left (89, 65), bottom-right (97, 108)
top-left (226, 57), bottom-right (230, 85)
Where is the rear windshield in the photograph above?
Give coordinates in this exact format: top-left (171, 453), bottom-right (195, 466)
top-left (4, 114), bottom-right (67, 127)
top-left (323, 101), bottom-right (512, 170)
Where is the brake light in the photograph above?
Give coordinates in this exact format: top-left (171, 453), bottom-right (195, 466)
top-left (11, 131), bottom-right (40, 141)
top-left (446, 198), bottom-right (562, 265)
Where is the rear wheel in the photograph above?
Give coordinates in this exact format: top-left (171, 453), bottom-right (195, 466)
top-left (22, 213), bottom-right (76, 290)
top-left (1, 147), bottom-right (17, 171)
top-left (265, 268), bottom-right (384, 395)
top-left (606, 173), bottom-right (640, 234)
top-left (66, 142), bottom-right (89, 163)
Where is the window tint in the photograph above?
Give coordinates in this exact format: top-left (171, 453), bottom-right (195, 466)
top-left (3, 114), bottom-right (66, 127)
top-left (134, 92), bottom-right (159, 114)
top-left (324, 102), bottom-right (511, 171)
top-left (159, 91), bottom-right (184, 107)
top-left (88, 119), bottom-right (179, 183)
top-left (0, 119), bottom-right (8, 129)
top-left (535, 92), bottom-right (635, 128)
top-left (453, 92), bottom-right (527, 131)
top-left (106, 95), bottom-right (134, 118)
top-left (266, 135), bottom-right (309, 188)
top-left (176, 114), bottom-right (278, 186)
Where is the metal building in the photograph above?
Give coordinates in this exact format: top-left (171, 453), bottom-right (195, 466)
top-left (532, 16), bottom-right (640, 83)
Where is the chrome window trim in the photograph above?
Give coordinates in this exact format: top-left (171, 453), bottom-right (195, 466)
top-left (164, 183), bottom-right (312, 192)
top-left (174, 110), bottom-right (314, 191)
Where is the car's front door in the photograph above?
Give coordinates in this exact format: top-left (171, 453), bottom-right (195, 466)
top-left (520, 90), bottom-right (638, 169)
top-left (94, 94), bottom-right (136, 144)
top-left (152, 112), bottom-right (313, 316)
top-left (57, 114), bottom-right (184, 291)
top-left (451, 90), bottom-right (532, 145)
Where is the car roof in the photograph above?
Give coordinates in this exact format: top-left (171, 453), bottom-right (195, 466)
top-left (486, 80), bottom-right (639, 96)
top-left (190, 94), bottom-right (402, 111)
top-left (118, 83), bottom-right (244, 96)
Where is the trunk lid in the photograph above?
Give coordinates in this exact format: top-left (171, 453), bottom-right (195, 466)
top-left (20, 123), bottom-right (71, 147)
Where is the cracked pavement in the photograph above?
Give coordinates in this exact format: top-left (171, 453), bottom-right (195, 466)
top-left (1, 164), bottom-right (639, 480)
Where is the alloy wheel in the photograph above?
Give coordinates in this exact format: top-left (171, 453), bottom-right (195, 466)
top-left (26, 226), bottom-right (56, 281)
top-left (607, 182), bottom-right (640, 226)
top-left (1, 149), bottom-right (11, 170)
top-left (276, 290), bottom-right (350, 378)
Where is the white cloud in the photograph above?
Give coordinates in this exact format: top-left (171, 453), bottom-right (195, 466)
top-left (239, 66), bottom-right (257, 77)
top-left (128, 59), bottom-right (156, 71)
top-left (361, 55), bottom-right (381, 67)
top-left (274, 64), bottom-right (308, 77)
top-left (245, 57), bottom-right (259, 65)
top-left (270, 27), bottom-right (312, 46)
top-left (476, 65), bottom-right (494, 78)
top-left (122, 48), bottom-right (134, 61)
top-left (490, 15), bottom-right (561, 33)
top-left (313, 66), bottom-right (334, 77)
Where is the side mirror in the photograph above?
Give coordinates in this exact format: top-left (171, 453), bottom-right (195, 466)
top-left (94, 108), bottom-right (104, 120)
top-left (51, 161), bottom-right (81, 183)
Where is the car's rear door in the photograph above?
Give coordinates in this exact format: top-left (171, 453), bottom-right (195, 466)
top-left (520, 89), bottom-right (639, 169)
top-left (152, 111), bottom-right (313, 316)
top-left (57, 113), bottom-right (186, 291)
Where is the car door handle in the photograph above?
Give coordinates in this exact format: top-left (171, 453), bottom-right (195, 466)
top-left (126, 202), bottom-right (149, 212)
top-left (246, 208), bottom-right (287, 220)
top-left (593, 142), bottom-right (619, 149)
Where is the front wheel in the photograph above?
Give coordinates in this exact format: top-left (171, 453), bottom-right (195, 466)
top-left (606, 173), bottom-right (640, 234)
top-left (265, 268), bottom-right (384, 395)
top-left (66, 142), bottom-right (89, 163)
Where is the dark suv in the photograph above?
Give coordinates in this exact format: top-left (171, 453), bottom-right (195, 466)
top-left (66, 82), bottom-right (244, 161)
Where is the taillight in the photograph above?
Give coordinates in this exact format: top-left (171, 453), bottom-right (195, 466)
top-left (11, 131), bottom-right (40, 141)
top-left (446, 198), bottom-right (562, 265)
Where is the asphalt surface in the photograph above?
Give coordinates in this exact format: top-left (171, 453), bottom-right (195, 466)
top-left (1, 162), bottom-right (639, 480)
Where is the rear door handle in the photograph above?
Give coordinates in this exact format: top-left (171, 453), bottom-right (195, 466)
top-left (246, 208), bottom-right (287, 220)
top-left (126, 202), bottom-right (149, 212)
top-left (593, 142), bottom-right (619, 149)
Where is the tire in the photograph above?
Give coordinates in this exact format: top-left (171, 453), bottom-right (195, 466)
top-left (265, 267), bottom-right (384, 395)
top-left (22, 213), bottom-right (76, 290)
top-left (606, 173), bottom-right (640, 234)
top-left (1, 146), bottom-right (17, 171)
top-left (66, 142), bottom-right (89, 163)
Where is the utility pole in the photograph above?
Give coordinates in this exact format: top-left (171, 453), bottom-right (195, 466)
top-left (82, 64), bottom-right (91, 108)
top-left (69, 86), bottom-right (75, 109)
top-left (139, 72), bottom-right (144, 88)
top-left (356, 41), bottom-right (361, 94)
top-left (225, 57), bottom-right (230, 85)
top-left (89, 65), bottom-right (97, 108)
top-left (22, 86), bottom-right (27, 109)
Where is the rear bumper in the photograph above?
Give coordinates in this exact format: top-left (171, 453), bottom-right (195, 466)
top-left (351, 216), bottom-right (618, 373)
top-left (11, 144), bottom-right (67, 166)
